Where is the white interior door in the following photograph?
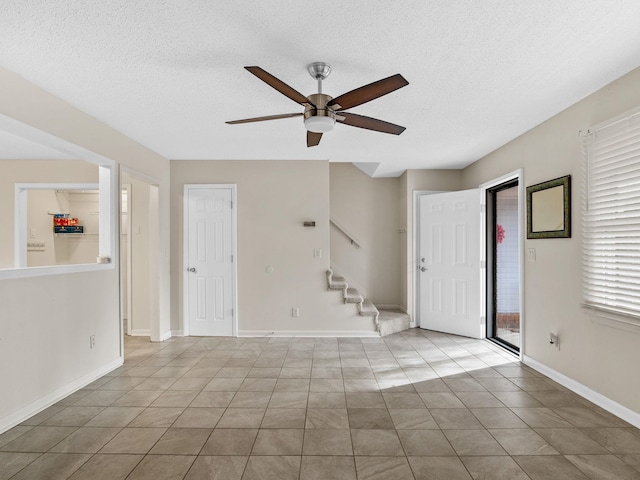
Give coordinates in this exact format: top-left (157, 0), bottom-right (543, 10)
top-left (418, 189), bottom-right (481, 338)
top-left (185, 186), bottom-right (235, 336)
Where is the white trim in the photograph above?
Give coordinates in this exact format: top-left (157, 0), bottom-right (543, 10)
top-left (120, 167), bottom-right (163, 344)
top-left (523, 355), bottom-right (640, 428)
top-left (170, 330), bottom-right (184, 337)
top-left (161, 330), bottom-right (173, 341)
top-left (479, 169), bottom-right (524, 361)
top-left (183, 184), bottom-right (238, 337)
top-left (0, 263), bottom-right (113, 280)
top-left (0, 356), bottom-right (123, 435)
top-left (238, 330), bottom-right (380, 338)
top-left (128, 329), bottom-right (151, 336)
top-left (120, 183), bottom-right (133, 338)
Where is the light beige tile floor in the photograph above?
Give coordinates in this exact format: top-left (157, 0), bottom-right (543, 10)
top-left (1, 329), bottom-right (640, 479)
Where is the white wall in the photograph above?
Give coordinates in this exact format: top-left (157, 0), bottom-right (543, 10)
top-left (171, 160), bottom-right (376, 335)
top-left (0, 66), bottom-right (171, 433)
top-left (329, 163), bottom-right (402, 306)
top-left (462, 66), bottom-right (640, 415)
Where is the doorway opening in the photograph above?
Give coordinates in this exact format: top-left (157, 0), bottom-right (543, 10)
top-left (120, 170), bottom-right (161, 342)
top-left (486, 178), bottom-right (521, 353)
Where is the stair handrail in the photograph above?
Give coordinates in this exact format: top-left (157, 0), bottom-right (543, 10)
top-left (330, 219), bottom-right (361, 248)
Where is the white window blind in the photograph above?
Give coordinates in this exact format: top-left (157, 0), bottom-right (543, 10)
top-left (583, 111), bottom-right (640, 318)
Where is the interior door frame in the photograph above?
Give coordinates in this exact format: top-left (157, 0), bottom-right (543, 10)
top-left (479, 169), bottom-right (524, 360)
top-left (183, 184), bottom-right (238, 337)
top-left (120, 167), bottom-right (162, 342)
top-left (121, 183), bottom-right (132, 337)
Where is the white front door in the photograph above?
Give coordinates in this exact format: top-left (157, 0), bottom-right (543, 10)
top-left (418, 189), bottom-right (481, 338)
top-left (185, 185), bottom-right (235, 336)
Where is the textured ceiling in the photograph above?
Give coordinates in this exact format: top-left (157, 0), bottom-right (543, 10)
top-left (1, 1), bottom-right (640, 176)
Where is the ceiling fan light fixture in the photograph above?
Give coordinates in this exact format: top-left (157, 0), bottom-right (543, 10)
top-left (304, 115), bottom-right (335, 133)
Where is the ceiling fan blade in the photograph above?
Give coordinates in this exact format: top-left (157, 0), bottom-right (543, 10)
top-left (337, 112), bottom-right (406, 135)
top-left (226, 113), bottom-right (303, 125)
top-left (307, 131), bottom-right (322, 147)
top-left (245, 66), bottom-right (312, 106)
top-left (328, 74), bottom-right (408, 111)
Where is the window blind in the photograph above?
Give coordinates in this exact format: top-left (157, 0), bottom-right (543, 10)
top-left (583, 111), bottom-right (640, 318)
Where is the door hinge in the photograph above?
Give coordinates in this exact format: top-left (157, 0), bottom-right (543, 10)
top-left (231, 255), bottom-right (234, 263)
top-left (230, 200), bottom-right (233, 209)
top-left (480, 204), bottom-right (486, 213)
top-left (480, 260), bottom-right (486, 269)
top-left (481, 316), bottom-right (486, 325)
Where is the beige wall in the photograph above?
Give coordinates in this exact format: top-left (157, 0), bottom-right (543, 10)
top-left (123, 173), bottom-right (152, 334)
top-left (0, 66), bottom-right (171, 432)
top-left (27, 189), bottom-right (100, 267)
top-left (461, 66), bottom-right (640, 414)
top-left (401, 169), bottom-right (464, 317)
top-left (329, 163), bottom-right (402, 306)
top-left (0, 159), bottom-right (98, 268)
top-left (171, 160), bottom-right (375, 335)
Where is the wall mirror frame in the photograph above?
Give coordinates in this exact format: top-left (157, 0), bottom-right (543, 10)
top-left (526, 175), bottom-right (571, 239)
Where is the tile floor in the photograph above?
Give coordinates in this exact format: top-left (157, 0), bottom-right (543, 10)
top-left (1, 329), bottom-right (640, 479)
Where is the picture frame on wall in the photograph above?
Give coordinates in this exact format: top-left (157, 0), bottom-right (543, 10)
top-left (526, 175), bottom-right (571, 239)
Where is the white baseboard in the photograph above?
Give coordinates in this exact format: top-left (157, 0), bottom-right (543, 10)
top-left (129, 329), bottom-right (151, 336)
top-left (238, 330), bottom-right (380, 338)
top-left (523, 355), bottom-right (640, 428)
top-left (170, 330), bottom-right (184, 337)
top-left (0, 356), bottom-right (123, 435)
top-left (160, 330), bottom-right (173, 341)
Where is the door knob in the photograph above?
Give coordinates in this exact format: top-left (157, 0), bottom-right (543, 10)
top-left (420, 266), bottom-right (428, 272)
top-left (188, 267), bottom-right (196, 273)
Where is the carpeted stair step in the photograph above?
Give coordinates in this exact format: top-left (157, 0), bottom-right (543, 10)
top-left (344, 287), bottom-right (364, 304)
top-left (378, 310), bottom-right (411, 336)
top-left (326, 269), bottom-right (348, 290)
top-left (359, 299), bottom-right (379, 317)
top-left (328, 276), bottom-right (348, 290)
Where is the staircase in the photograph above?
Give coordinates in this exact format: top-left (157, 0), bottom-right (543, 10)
top-left (326, 269), bottom-right (410, 336)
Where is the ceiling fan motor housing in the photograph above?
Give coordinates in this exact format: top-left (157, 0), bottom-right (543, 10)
top-left (304, 93), bottom-right (336, 133)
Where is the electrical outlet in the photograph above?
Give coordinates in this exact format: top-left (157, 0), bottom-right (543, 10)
top-left (527, 248), bottom-right (536, 262)
top-left (291, 308), bottom-right (300, 317)
top-left (314, 248), bottom-right (322, 258)
top-left (90, 335), bottom-right (96, 349)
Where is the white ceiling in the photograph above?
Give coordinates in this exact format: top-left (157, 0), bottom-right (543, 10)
top-left (1, 1), bottom-right (640, 176)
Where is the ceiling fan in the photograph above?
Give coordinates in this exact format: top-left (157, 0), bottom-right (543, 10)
top-left (226, 62), bottom-right (409, 147)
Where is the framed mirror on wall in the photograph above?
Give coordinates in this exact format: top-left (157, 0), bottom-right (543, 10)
top-left (526, 175), bottom-right (571, 239)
